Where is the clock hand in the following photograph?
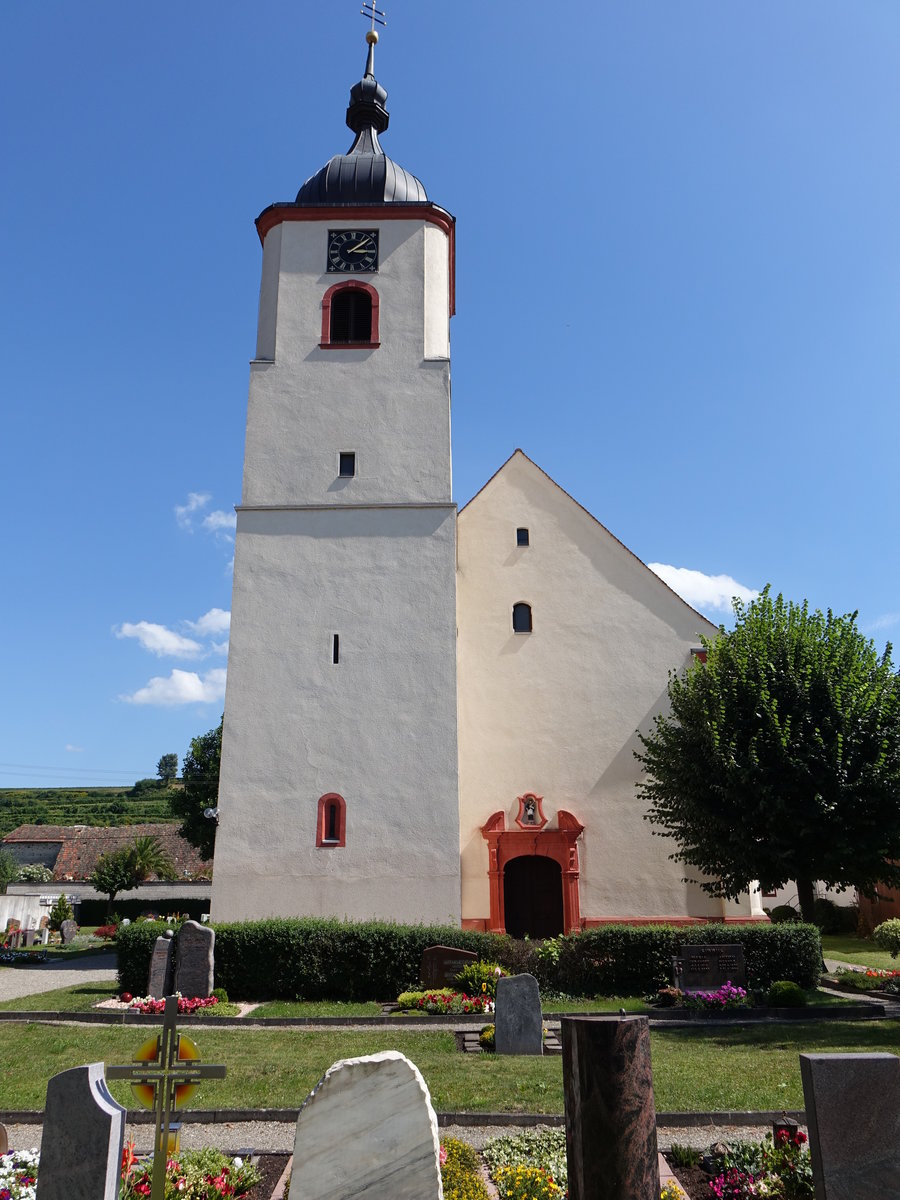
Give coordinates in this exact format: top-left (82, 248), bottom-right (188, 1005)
top-left (349, 238), bottom-right (373, 252)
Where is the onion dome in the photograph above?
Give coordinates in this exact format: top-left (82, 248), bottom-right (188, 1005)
top-left (295, 36), bottom-right (427, 205)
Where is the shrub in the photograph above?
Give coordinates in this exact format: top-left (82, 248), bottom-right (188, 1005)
top-left (769, 904), bottom-right (801, 924)
top-left (441, 1138), bottom-right (489, 1200)
top-left (812, 897), bottom-right (858, 934)
top-left (93, 924), bottom-right (117, 941)
top-left (872, 918), bottom-right (900, 958)
top-left (479, 1023), bottom-right (495, 1050)
top-left (454, 960), bottom-right (507, 999)
top-left (667, 1143), bottom-right (701, 1168)
top-left (767, 980), bottom-right (807, 1007)
top-left (17, 864), bottom-right (54, 883)
top-left (211, 986), bottom-right (229, 1004)
top-left (48, 894), bottom-right (73, 931)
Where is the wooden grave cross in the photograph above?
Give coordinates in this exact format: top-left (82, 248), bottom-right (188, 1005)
top-left (107, 995), bottom-right (226, 1200)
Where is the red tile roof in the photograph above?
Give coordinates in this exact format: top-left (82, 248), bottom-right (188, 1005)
top-left (2, 824), bottom-right (211, 881)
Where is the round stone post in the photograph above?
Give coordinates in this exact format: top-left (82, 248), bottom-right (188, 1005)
top-left (561, 1015), bottom-right (660, 1200)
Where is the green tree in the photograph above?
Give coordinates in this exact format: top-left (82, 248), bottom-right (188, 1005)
top-left (89, 849), bottom-right (139, 918)
top-left (0, 850), bottom-right (18, 894)
top-left (157, 753), bottom-right (179, 785)
top-left (17, 863), bottom-right (54, 883)
top-left (636, 587), bottom-right (900, 924)
top-left (89, 835), bottom-right (176, 917)
top-left (169, 717), bottom-right (222, 860)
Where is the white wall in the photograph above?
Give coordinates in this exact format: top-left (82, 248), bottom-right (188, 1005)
top-left (457, 452), bottom-right (756, 924)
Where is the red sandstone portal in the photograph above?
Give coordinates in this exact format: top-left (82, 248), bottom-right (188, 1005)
top-left (480, 809), bottom-right (584, 935)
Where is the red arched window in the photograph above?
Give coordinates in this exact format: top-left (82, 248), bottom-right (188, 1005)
top-left (316, 793), bottom-right (347, 848)
top-left (320, 282), bottom-right (380, 349)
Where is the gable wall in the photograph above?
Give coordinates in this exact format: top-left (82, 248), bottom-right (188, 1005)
top-left (456, 453), bottom-right (746, 924)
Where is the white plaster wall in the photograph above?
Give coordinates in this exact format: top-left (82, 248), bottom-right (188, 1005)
top-left (242, 219), bottom-right (452, 508)
top-left (423, 224), bottom-right (450, 360)
top-left (212, 504), bottom-right (461, 924)
top-left (255, 223), bottom-right (282, 361)
top-left (456, 452), bottom-right (751, 923)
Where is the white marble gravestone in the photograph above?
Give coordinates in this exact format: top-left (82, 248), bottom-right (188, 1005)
top-left (35, 1063), bottom-right (126, 1200)
top-left (292, 1050), bottom-right (443, 1200)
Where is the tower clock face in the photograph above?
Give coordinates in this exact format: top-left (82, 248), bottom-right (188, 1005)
top-left (327, 230), bottom-right (379, 273)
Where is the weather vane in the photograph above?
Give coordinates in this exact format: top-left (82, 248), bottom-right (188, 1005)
top-left (361, 1), bottom-right (387, 41)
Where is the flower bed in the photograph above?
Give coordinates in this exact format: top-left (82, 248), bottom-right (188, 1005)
top-left (665, 1131), bottom-right (812, 1200)
top-left (122, 993), bottom-right (220, 1015)
top-left (395, 988), bottom-right (494, 1016)
top-left (0, 1149), bottom-right (39, 1199)
top-left (121, 1144), bottom-right (261, 1199)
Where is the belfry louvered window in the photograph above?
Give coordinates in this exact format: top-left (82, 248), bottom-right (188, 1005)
top-left (330, 289), bottom-right (372, 343)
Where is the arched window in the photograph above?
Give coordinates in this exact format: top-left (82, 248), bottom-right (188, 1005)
top-left (512, 602), bottom-right (533, 634)
top-left (320, 282), bottom-right (380, 349)
top-left (316, 793), bottom-right (347, 847)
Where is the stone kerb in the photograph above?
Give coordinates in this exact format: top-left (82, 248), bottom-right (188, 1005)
top-left (291, 1050), bottom-right (443, 1200)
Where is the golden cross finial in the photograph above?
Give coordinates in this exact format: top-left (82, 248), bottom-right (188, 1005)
top-left (107, 996), bottom-right (227, 1200)
top-left (361, 1), bottom-right (386, 44)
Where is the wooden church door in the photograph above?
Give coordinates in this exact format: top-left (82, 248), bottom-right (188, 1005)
top-left (503, 855), bottom-right (564, 939)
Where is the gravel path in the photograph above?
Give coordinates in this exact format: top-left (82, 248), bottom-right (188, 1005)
top-left (0, 1118), bottom-right (782, 1155)
top-left (0, 952), bottom-right (117, 1002)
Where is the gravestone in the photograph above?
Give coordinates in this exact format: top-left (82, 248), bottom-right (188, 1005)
top-left (22, 929), bottom-right (35, 947)
top-left (173, 920), bottom-right (215, 997)
top-left (38, 916), bottom-right (49, 930)
top-left (673, 943), bottom-right (746, 991)
top-left (35, 1062), bottom-right (126, 1200)
top-left (40, 927), bottom-right (50, 945)
top-left (495, 973), bottom-right (543, 1055)
top-left (420, 944), bottom-right (478, 989)
top-left (147, 931), bottom-right (175, 999)
top-left (0, 1121), bottom-right (7, 1154)
top-left (292, 1050), bottom-right (442, 1200)
top-left (60, 919), bottom-right (78, 946)
top-left (561, 1015), bottom-right (660, 1200)
top-left (800, 1052), bottom-right (900, 1200)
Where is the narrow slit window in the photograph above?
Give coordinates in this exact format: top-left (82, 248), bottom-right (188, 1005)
top-left (512, 602), bottom-right (533, 634)
top-left (516, 527), bottom-right (530, 547)
top-left (316, 793), bottom-right (347, 848)
top-left (332, 634), bottom-right (340, 664)
top-left (339, 452), bottom-right (356, 478)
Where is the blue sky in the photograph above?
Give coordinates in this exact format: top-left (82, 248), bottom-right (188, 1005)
top-left (2, 2), bottom-right (899, 788)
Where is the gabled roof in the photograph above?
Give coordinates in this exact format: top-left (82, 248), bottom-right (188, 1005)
top-left (459, 448), bottom-right (718, 632)
top-left (2, 824), bottom-right (211, 881)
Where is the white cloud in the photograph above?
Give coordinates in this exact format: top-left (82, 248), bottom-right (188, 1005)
top-left (866, 612), bottom-right (900, 633)
top-left (175, 492), bottom-right (211, 530)
top-left (116, 621), bottom-right (204, 659)
top-left (648, 564), bottom-right (759, 614)
top-left (186, 608), bottom-right (231, 637)
top-left (65, 744), bottom-right (84, 753)
top-left (202, 510), bottom-right (237, 537)
top-left (121, 668), bottom-right (227, 707)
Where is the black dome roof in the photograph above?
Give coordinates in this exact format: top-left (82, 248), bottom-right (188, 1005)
top-left (295, 41), bottom-right (427, 206)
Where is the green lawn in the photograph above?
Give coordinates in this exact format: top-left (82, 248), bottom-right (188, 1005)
top-left (0, 982), bottom-right (119, 1012)
top-left (1, 1019), bottom-right (898, 1113)
top-left (252, 999), bottom-right (384, 1018)
top-left (821, 935), bottom-right (900, 970)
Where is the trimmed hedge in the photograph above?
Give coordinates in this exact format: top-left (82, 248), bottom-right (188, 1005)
top-left (555, 923), bottom-right (822, 994)
top-left (117, 917), bottom-right (822, 1000)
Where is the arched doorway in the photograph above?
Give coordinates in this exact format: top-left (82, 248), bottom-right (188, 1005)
top-left (480, 808), bottom-right (585, 934)
top-left (503, 855), bottom-right (564, 939)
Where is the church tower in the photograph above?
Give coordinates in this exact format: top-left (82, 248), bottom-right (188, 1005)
top-left (210, 27), bottom-right (461, 924)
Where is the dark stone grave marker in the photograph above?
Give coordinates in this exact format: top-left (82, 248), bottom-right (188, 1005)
top-left (59, 919), bottom-right (78, 945)
top-left (173, 920), bottom-right (215, 998)
top-left (147, 931), bottom-right (175, 999)
top-left (673, 943), bottom-right (746, 991)
top-left (800, 1051), bottom-right (900, 1200)
top-left (495, 974), bottom-right (543, 1056)
top-left (420, 945), bottom-right (477, 989)
top-left (561, 1015), bottom-right (660, 1200)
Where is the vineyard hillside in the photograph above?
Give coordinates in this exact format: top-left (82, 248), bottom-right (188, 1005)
top-left (0, 785), bottom-right (180, 838)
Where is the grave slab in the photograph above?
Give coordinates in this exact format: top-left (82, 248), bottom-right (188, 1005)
top-left (495, 973), bottom-right (543, 1055)
top-left (35, 1062), bottom-right (126, 1200)
top-left (291, 1050), bottom-right (442, 1200)
top-left (59, 920), bottom-right (78, 946)
top-left (673, 944), bottom-right (746, 991)
top-left (147, 932), bottom-right (175, 999)
top-left (420, 945), bottom-right (477, 989)
top-left (800, 1052), bottom-right (900, 1200)
top-left (174, 920), bottom-right (215, 998)
top-left (561, 1015), bottom-right (660, 1200)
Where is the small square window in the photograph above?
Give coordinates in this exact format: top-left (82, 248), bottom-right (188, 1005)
top-left (339, 452), bottom-right (356, 478)
top-left (516, 527), bottom-right (530, 547)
